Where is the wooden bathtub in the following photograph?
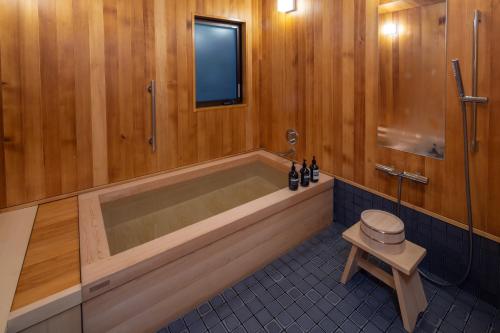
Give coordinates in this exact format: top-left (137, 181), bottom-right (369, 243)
top-left (79, 150), bottom-right (334, 332)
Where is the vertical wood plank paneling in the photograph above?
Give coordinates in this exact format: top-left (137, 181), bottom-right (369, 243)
top-left (364, 0), bottom-right (379, 192)
top-left (488, 0), bottom-right (500, 237)
top-left (223, 2), bottom-right (236, 156)
top-left (0, 0), bottom-right (259, 209)
top-left (130, 0), bottom-right (151, 177)
top-left (21, 0), bottom-right (45, 200)
top-left (468, 0), bottom-right (491, 233)
top-left (5, 0), bottom-right (498, 239)
top-left (353, 0), bottom-right (366, 184)
top-left (56, 0), bottom-right (79, 194)
top-left (259, 0), bottom-right (272, 152)
top-left (56, 1), bottom-right (78, 193)
top-left (102, 0), bottom-right (121, 182)
top-left (260, 0), bottom-right (500, 238)
top-left (319, 0), bottom-right (334, 174)
top-left (115, 0), bottom-right (133, 181)
top-left (154, 0), bottom-right (174, 171)
top-left (249, 0), bottom-right (261, 150)
top-left (341, 0), bottom-right (355, 180)
top-left (178, 0), bottom-right (197, 165)
top-left (73, 0), bottom-right (94, 190)
top-left (38, 0), bottom-right (62, 197)
top-left (0, 46), bottom-right (5, 207)
top-left (89, 0), bottom-right (109, 186)
top-left (0, 0), bottom-right (26, 206)
top-left (286, 7), bottom-right (298, 158)
top-left (442, 0), bottom-right (469, 224)
top-left (143, 0), bottom-right (157, 173)
top-left (293, 0), bottom-right (304, 161)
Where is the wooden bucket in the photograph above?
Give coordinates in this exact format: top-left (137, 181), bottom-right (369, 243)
top-left (360, 210), bottom-right (405, 254)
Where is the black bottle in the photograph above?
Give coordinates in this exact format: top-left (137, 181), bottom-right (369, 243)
top-left (300, 159), bottom-right (310, 187)
top-left (288, 162), bottom-right (299, 191)
top-left (310, 156), bottom-right (320, 183)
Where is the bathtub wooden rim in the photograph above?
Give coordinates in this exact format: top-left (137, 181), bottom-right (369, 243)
top-left (79, 150), bottom-right (334, 301)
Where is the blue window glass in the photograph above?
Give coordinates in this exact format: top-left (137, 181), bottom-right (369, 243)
top-left (195, 18), bottom-right (242, 107)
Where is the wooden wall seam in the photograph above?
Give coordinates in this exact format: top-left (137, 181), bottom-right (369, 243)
top-left (89, 0), bottom-right (109, 187)
top-left (0, 45), bottom-right (6, 208)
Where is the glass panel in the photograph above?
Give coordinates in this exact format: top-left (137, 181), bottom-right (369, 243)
top-left (195, 20), bottom-right (240, 105)
top-left (101, 161), bottom-right (287, 255)
top-left (377, 0), bottom-right (447, 159)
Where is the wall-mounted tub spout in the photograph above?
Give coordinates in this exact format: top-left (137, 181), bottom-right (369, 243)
top-left (278, 147), bottom-right (296, 159)
top-left (277, 129), bottom-right (299, 160)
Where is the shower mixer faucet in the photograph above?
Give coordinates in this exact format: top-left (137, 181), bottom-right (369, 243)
top-left (375, 164), bottom-right (429, 217)
top-left (375, 164), bottom-right (428, 185)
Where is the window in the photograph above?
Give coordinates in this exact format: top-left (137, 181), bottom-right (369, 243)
top-left (194, 17), bottom-right (243, 108)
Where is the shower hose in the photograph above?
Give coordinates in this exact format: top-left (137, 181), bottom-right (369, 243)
top-left (395, 100), bottom-right (474, 287)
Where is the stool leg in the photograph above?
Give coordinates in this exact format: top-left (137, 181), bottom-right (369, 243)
top-left (340, 245), bottom-right (362, 284)
top-left (392, 268), bottom-right (428, 332)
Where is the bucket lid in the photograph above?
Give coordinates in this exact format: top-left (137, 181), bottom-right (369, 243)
top-left (361, 210), bottom-right (404, 234)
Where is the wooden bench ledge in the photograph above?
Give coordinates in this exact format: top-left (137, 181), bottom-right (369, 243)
top-left (342, 222), bottom-right (426, 275)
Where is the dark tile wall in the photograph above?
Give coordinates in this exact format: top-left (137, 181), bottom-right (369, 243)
top-left (333, 179), bottom-right (500, 308)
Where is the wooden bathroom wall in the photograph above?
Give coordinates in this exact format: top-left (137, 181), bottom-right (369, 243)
top-left (0, 48), bottom-right (5, 207)
top-left (259, 0), bottom-right (500, 239)
top-left (0, 0), bottom-right (261, 208)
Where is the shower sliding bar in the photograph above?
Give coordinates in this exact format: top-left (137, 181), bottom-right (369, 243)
top-left (470, 10), bottom-right (486, 152)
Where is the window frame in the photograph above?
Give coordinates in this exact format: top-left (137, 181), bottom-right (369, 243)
top-left (193, 16), bottom-right (244, 109)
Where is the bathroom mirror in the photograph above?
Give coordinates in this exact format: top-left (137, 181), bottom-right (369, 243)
top-left (377, 0), bottom-right (447, 159)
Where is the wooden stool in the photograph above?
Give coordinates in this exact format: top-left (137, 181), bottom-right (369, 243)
top-left (340, 223), bottom-right (428, 332)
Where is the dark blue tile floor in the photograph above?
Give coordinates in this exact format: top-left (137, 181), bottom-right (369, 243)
top-left (159, 223), bottom-right (500, 333)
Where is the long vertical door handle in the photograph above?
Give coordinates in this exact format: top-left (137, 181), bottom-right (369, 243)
top-left (148, 80), bottom-right (157, 153)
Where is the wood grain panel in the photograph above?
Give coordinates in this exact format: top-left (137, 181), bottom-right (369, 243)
top-left (0, 0), bottom-right (261, 209)
top-left (83, 189), bottom-right (333, 333)
top-left (11, 198), bottom-right (80, 311)
top-left (260, 0), bottom-right (500, 239)
top-left (0, 206), bottom-right (37, 333)
top-left (379, 0), bottom-right (445, 13)
top-left (2, 0), bottom-right (499, 239)
top-left (88, 0), bottom-right (109, 187)
top-left (0, 47), bottom-right (5, 207)
top-left (19, 305), bottom-right (81, 333)
top-left (73, 0), bottom-right (94, 192)
top-left (488, 0), bottom-right (500, 237)
top-left (0, 0), bottom-right (25, 206)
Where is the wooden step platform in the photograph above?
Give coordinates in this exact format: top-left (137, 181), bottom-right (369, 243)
top-left (11, 197), bottom-right (81, 311)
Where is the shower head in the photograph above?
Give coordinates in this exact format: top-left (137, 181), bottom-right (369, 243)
top-left (451, 59), bottom-right (465, 98)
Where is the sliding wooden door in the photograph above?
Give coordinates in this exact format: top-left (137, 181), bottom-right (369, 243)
top-left (102, 0), bottom-right (159, 182)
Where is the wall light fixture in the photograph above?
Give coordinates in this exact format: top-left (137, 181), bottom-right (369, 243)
top-left (277, 0), bottom-right (297, 13)
top-left (382, 22), bottom-right (399, 37)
